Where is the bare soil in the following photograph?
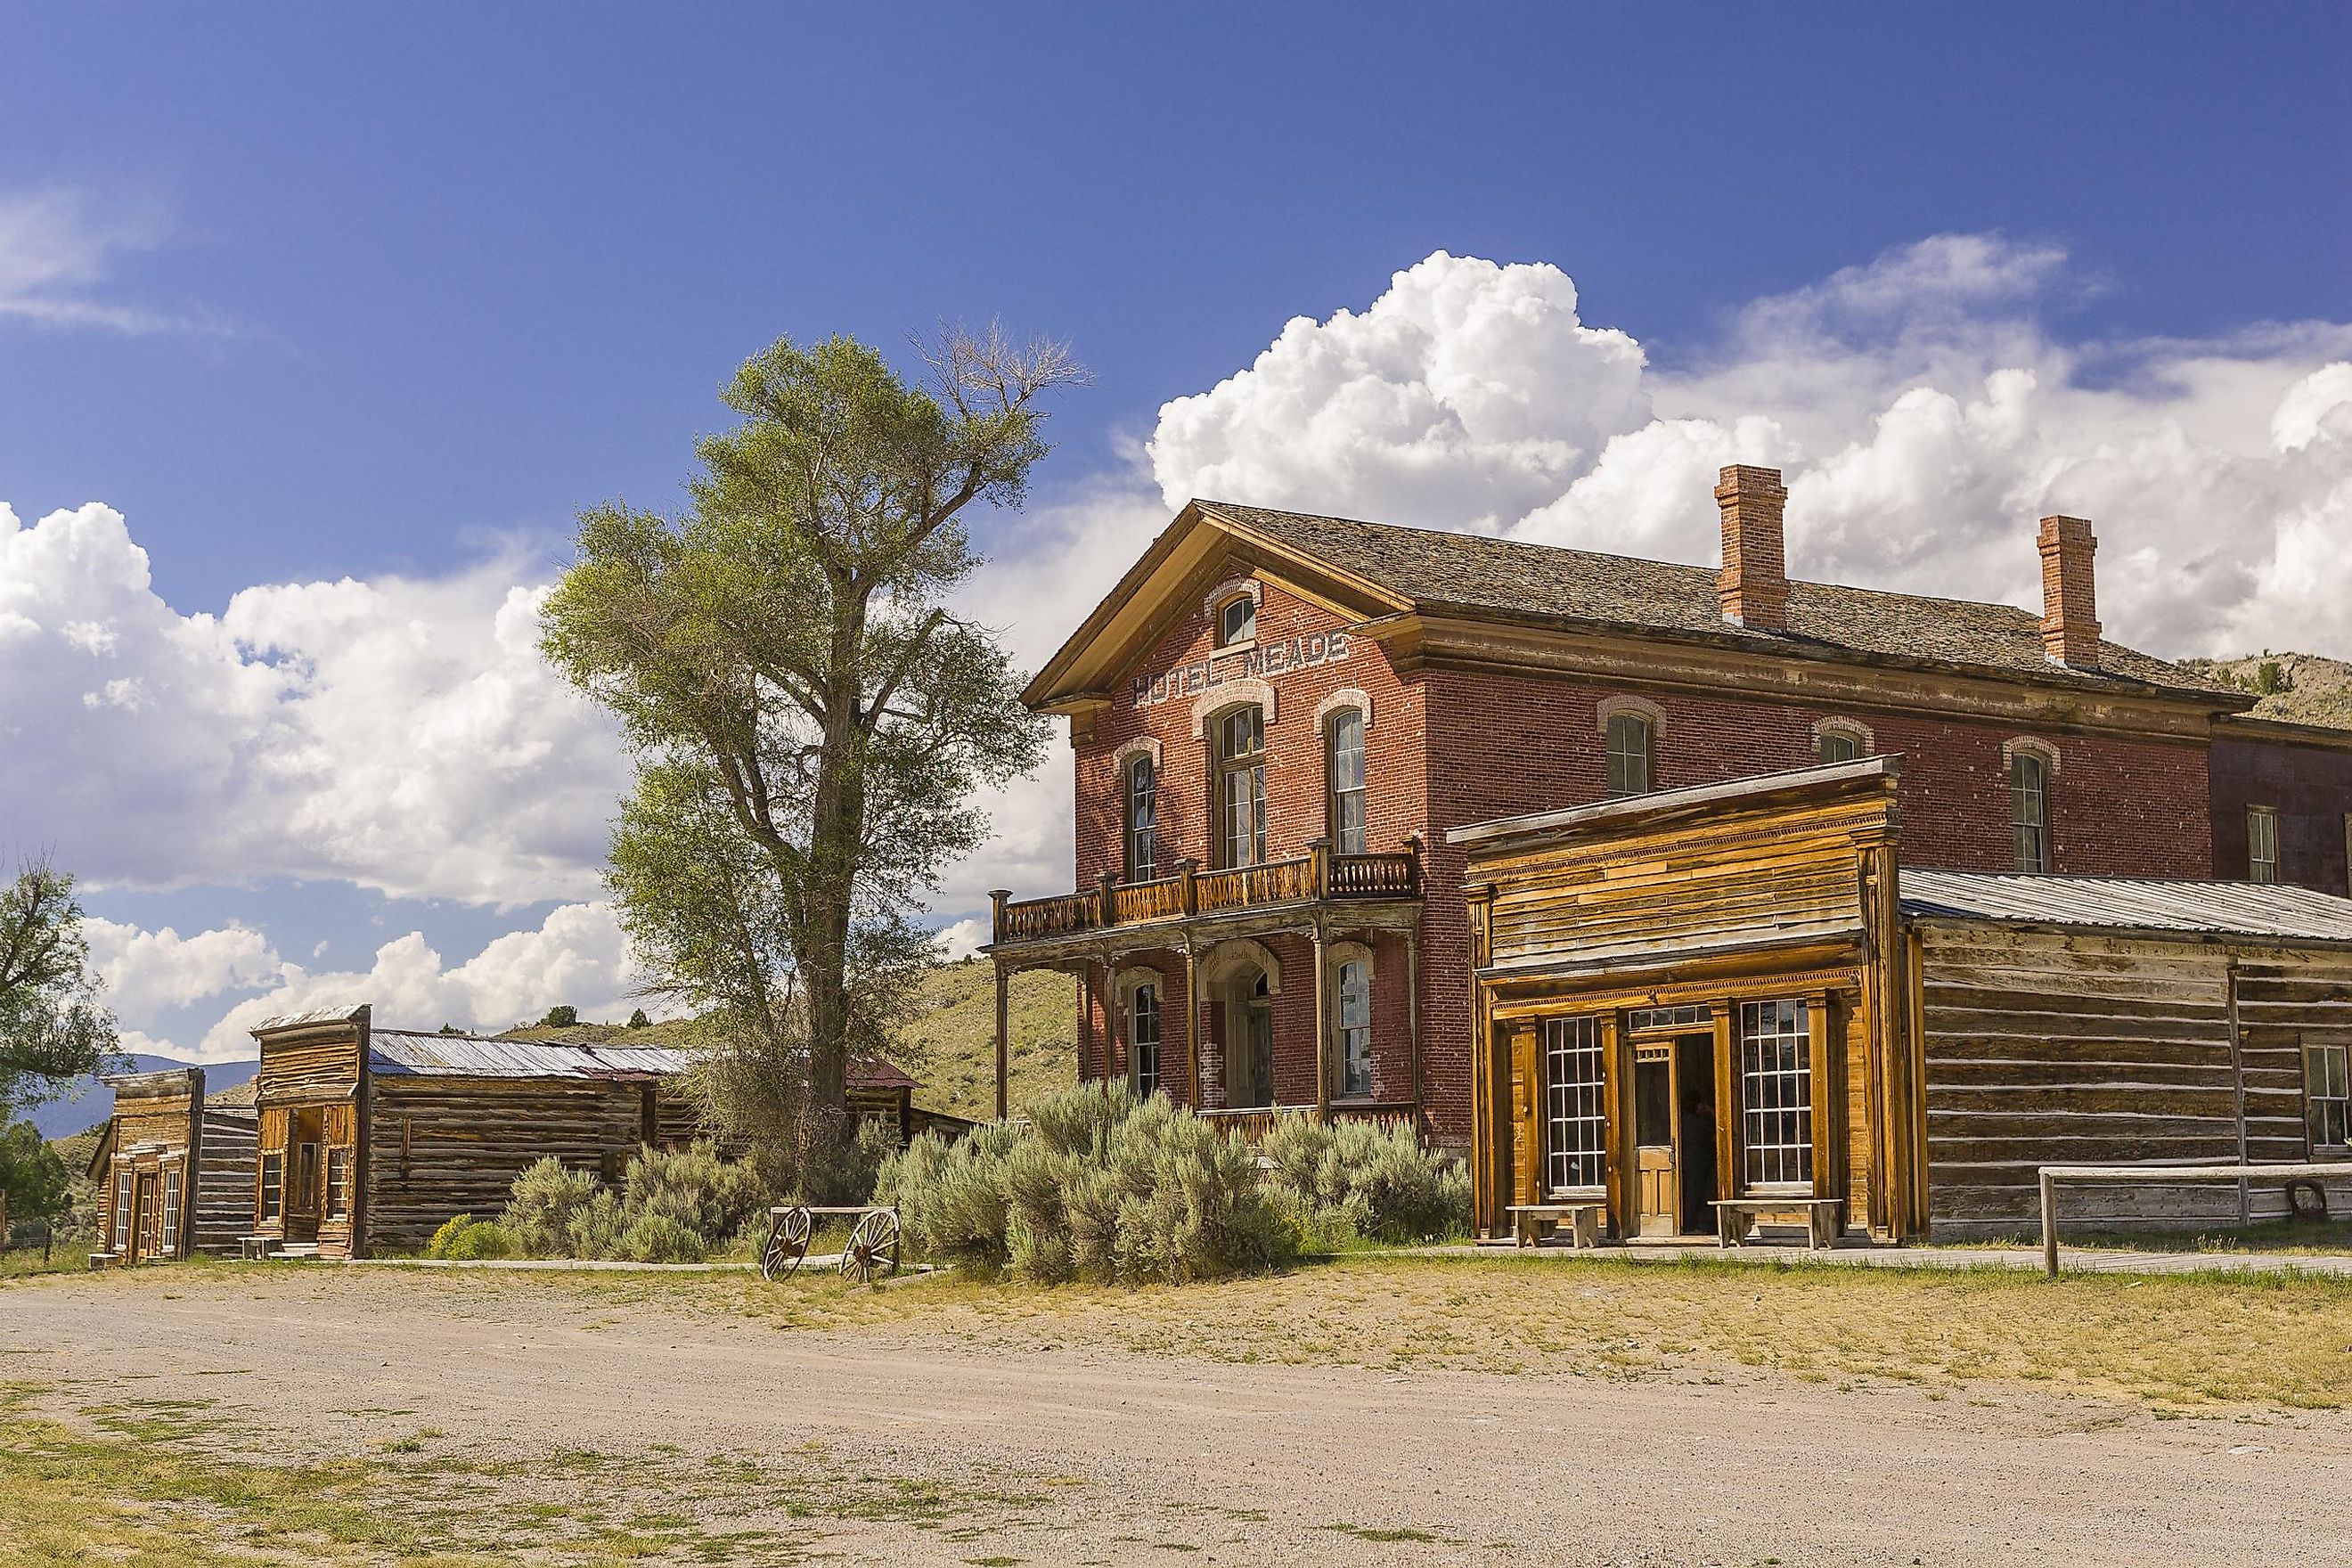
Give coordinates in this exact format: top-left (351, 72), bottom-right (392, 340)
top-left (5, 1262), bottom-right (2350, 1567)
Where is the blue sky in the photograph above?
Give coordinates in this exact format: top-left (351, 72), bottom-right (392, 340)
top-left (4, 5), bottom-right (2348, 1064)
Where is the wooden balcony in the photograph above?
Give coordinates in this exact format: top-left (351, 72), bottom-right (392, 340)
top-left (989, 845), bottom-right (1421, 950)
top-left (1198, 1102), bottom-right (1423, 1145)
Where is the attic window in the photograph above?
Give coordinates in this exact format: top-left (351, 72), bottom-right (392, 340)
top-left (1219, 593), bottom-right (1256, 647)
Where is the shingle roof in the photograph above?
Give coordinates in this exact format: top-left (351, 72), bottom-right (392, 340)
top-left (1201, 500), bottom-right (2235, 700)
top-left (1899, 870), bottom-right (2352, 943)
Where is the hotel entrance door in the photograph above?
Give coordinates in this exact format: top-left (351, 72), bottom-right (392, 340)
top-left (1633, 1033), bottom-right (1719, 1238)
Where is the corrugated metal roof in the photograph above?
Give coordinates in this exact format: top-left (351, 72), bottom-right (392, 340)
top-left (1900, 871), bottom-right (2352, 943)
top-left (366, 1030), bottom-right (690, 1080)
top-left (251, 1002), bottom-right (369, 1033)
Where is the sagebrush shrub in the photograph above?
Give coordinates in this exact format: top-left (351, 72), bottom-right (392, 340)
top-left (425, 1213), bottom-right (516, 1261)
top-left (1259, 1115), bottom-right (1469, 1245)
top-left (877, 1083), bottom-right (1294, 1286)
top-left (502, 1157), bottom-right (600, 1257)
top-left (618, 1211), bottom-right (707, 1263)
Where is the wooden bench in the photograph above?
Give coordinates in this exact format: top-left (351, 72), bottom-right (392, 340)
top-left (237, 1236), bottom-right (277, 1261)
top-left (1507, 1202), bottom-right (1605, 1250)
top-left (1711, 1197), bottom-right (1844, 1251)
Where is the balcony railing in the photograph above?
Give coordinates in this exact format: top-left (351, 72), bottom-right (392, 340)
top-left (1198, 1102), bottom-right (1422, 1145)
top-left (990, 844), bottom-right (1420, 948)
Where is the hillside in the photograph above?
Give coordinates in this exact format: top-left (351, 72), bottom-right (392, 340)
top-left (500, 962), bottom-right (1076, 1123)
top-left (2177, 651), bottom-right (2352, 730)
top-left (25, 1055), bottom-right (260, 1141)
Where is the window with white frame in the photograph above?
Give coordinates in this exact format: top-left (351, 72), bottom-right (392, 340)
top-left (1130, 983), bottom-right (1162, 1098)
top-left (112, 1170), bottom-right (132, 1252)
top-left (1327, 708), bottom-right (1367, 856)
top-left (1605, 712), bottom-right (1654, 798)
top-left (1739, 998), bottom-right (1813, 1190)
top-left (259, 1151), bottom-right (283, 1221)
top-left (1817, 726), bottom-right (1865, 764)
top-left (2248, 805), bottom-right (2281, 884)
top-left (1219, 593), bottom-right (1256, 647)
top-left (161, 1168), bottom-right (182, 1255)
top-left (1215, 706), bottom-right (1268, 868)
top-left (2307, 1041), bottom-right (2349, 1151)
top-left (1125, 753), bottom-right (1157, 883)
top-left (1543, 1017), bottom-right (1607, 1193)
top-left (2011, 750), bottom-right (2052, 873)
top-left (326, 1147), bottom-right (351, 1221)
top-left (1335, 958), bottom-right (1372, 1098)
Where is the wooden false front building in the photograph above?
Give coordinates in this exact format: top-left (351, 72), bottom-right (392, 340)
top-left (247, 1005), bottom-right (928, 1259)
top-left (1456, 758), bottom-right (2352, 1243)
top-left (86, 1067), bottom-right (259, 1263)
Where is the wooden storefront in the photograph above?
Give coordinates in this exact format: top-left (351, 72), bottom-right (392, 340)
top-left (88, 1068), bottom-right (260, 1263)
top-left (1457, 757), bottom-right (2352, 1244)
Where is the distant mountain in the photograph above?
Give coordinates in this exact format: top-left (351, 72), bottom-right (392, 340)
top-left (24, 1056), bottom-right (260, 1142)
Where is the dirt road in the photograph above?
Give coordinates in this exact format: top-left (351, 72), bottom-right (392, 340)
top-left (6, 1265), bottom-right (2348, 1567)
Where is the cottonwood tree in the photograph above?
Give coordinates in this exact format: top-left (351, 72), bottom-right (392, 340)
top-left (543, 329), bottom-right (1071, 1184)
top-left (0, 857), bottom-right (119, 1117)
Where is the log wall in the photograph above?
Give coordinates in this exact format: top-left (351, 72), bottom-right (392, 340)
top-left (191, 1109), bottom-right (257, 1254)
top-left (1916, 926), bottom-right (2352, 1233)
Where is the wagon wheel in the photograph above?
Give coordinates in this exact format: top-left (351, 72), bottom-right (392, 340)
top-left (839, 1208), bottom-right (900, 1285)
top-left (760, 1207), bottom-right (813, 1281)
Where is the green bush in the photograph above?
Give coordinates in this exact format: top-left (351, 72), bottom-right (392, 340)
top-left (621, 1140), bottom-right (768, 1249)
top-left (502, 1157), bottom-right (600, 1257)
top-left (425, 1213), bottom-right (516, 1261)
top-left (618, 1211), bottom-right (707, 1263)
top-left (1259, 1115), bottom-right (1470, 1246)
top-left (877, 1083), bottom-right (1292, 1286)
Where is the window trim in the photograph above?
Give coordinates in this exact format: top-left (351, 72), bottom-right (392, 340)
top-left (1328, 941), bottom-right (1376, 1101)
top-left (1738, 998), bottom-right (1815, 1196)
top-left (2306, 1040), bottom-right (2349, 1154)
top-left (1212, 703), bottom-right (1269, 869)
top-left (1812, 717), bottom-right (1874, 764)
top-left (1201, 576), bottom-right (1262, 648)
top-left (1124, 751), bottom-right (1158, 883)
top-left (1604, 712), bottom-right (1655, 798)
top-left (1541, 1016), bottom-right (1608, 1196)
top-left (2248, 804), bottom-right (2281, 885)
top-left (2005, 739), bottom-right (2059, 874)
top-left (1324, 706), bottom-right (1368, 857)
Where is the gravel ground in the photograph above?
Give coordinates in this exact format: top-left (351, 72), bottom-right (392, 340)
top-left (5, 1265), bottom-right (2349, 1567)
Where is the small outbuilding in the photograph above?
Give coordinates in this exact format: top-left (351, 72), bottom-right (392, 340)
top-left (1455, 757), bottom-right (2352, 1243)
top-left (87, 1067), bottom-right (258, 1262)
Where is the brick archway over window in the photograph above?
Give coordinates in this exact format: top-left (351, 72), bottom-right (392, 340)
top-left (1192, 678), bottom-right (1278, 739)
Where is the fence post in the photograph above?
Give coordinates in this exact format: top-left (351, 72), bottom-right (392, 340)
top-left (2039, 1167), bottom-right (2059, 1279)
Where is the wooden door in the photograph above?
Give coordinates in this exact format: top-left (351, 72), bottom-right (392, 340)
top-left (134, 1172), bottom-right (161, 1262)
top-left (1632, 1045), bottom-right (1678, 1238)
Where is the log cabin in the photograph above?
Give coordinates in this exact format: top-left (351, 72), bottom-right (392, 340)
top-left (1452, 758), bottom-right (2352, 1242)
top-left (86, 1067), bottom-right (258, 1262)
top-left (246, 1005), bottom-right (927, 1259)
top-left (984, 472), bottom-right (2352, 1161)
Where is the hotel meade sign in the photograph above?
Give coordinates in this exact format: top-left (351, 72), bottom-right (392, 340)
top-left (1131, 631), bottom-right (1351, 710)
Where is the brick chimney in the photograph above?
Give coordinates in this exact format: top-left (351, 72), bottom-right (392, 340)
top-left (1715, 464), bottom-right (1789, 632)
top-left (2037, 515), bottom-right (2101, 668)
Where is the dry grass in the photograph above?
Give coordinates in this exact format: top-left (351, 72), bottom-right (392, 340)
top-left (399, 1249), bottom-right (2352, 1412)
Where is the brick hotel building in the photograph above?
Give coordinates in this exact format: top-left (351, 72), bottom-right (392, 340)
top-left (982, 468), bottom-right (2352, 1170)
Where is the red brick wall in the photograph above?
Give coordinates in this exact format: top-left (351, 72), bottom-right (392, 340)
top-left (2211, 733), bottom-right (2352, 895)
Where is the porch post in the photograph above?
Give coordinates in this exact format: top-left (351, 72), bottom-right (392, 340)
top-left (1312, 910), bottom-right (1330, 1119)
top-left (1184, 940), bottom-right (1202, 1110)
top-left (1076, 963), bottom-right (1095, 1083)
top-left (992, 960), bottom-right (1009, 1123)
top-left (1403, 925), bottom-right (1423, 1130)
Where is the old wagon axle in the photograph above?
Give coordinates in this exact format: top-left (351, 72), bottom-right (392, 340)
top-left (759, 1204), bottom-right (901, 1285)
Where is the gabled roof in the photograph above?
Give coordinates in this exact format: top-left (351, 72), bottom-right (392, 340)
top-left (1899, 870), bottom-right (2352, 945)
top-left (1024, 499), bottom-right (2241, 713)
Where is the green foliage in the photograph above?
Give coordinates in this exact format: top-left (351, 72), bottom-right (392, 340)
top-left (617, 1212), bottom-right (707, 1263)
top-left (1257, 1115), bottom-right (1471, 1246)
top-left (0, 858), bottom-right (119, 1115)
top-left (500, 1157), bottom-right (600, 1257)
top-left (539, 328), bottom-right (1075, 1187)
top-left (627, 1009), bottom-right (651, 1030)
top-left (424, 1213), bottom-right (515, 1261)
top-left (2256, 659), bottom-right (2292, 695)
top-left (540, 1005), bottom-right (579, 1029)
top-left (877, 1083), bottom-right (1293, 1286)
top-left (0, 1120), bottom-right (74, 1245)
top-left (620, 1140), bottom-right (768, 1247)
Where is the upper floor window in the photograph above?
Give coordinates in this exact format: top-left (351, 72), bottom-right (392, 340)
top-left (1335, 957), bottom-right (1372, 1098)
top-left (1326, 708), bottom-right (1367, 856)
top-left (1605, 713), bottom-right (1654, 798)
top-left (1219, 593), bottom-right (1256, 647)
top-left (2011, 751), bottom-right (2052, 873)
top-left (2307, 1040), bottom-right (2348, 1151)
top-left (2248, 805), bottom-right (2281, 884)
top-left (1215, 706), bottom-right (1268, 868)
top-left (1125, 754), bottom-right (1157, 883)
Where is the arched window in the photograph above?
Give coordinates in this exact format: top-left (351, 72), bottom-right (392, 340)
top-left (1219, 593), bottom-right (1256, 647)
top-left (1129, 983), bottom-right (1162, 1098)
top-left (1215, 705), bottom-right (1268, 867)
top-left (1335, 958), bottom-right (1373, 1098)
top-left (1818, 729), bottom-right (1859, 764)
top-left (1605, 712), bottom-right (1654, 798)
top-left (1326, 707), bottom-right (1367, 855)
top-left (1125, 753), bottom-right (1157, 883)
top-left (2012, 750), bottom-right (2052, 873)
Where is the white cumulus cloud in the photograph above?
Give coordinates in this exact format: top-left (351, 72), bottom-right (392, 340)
top-left (84, 918), bottom-right (281, 1017)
